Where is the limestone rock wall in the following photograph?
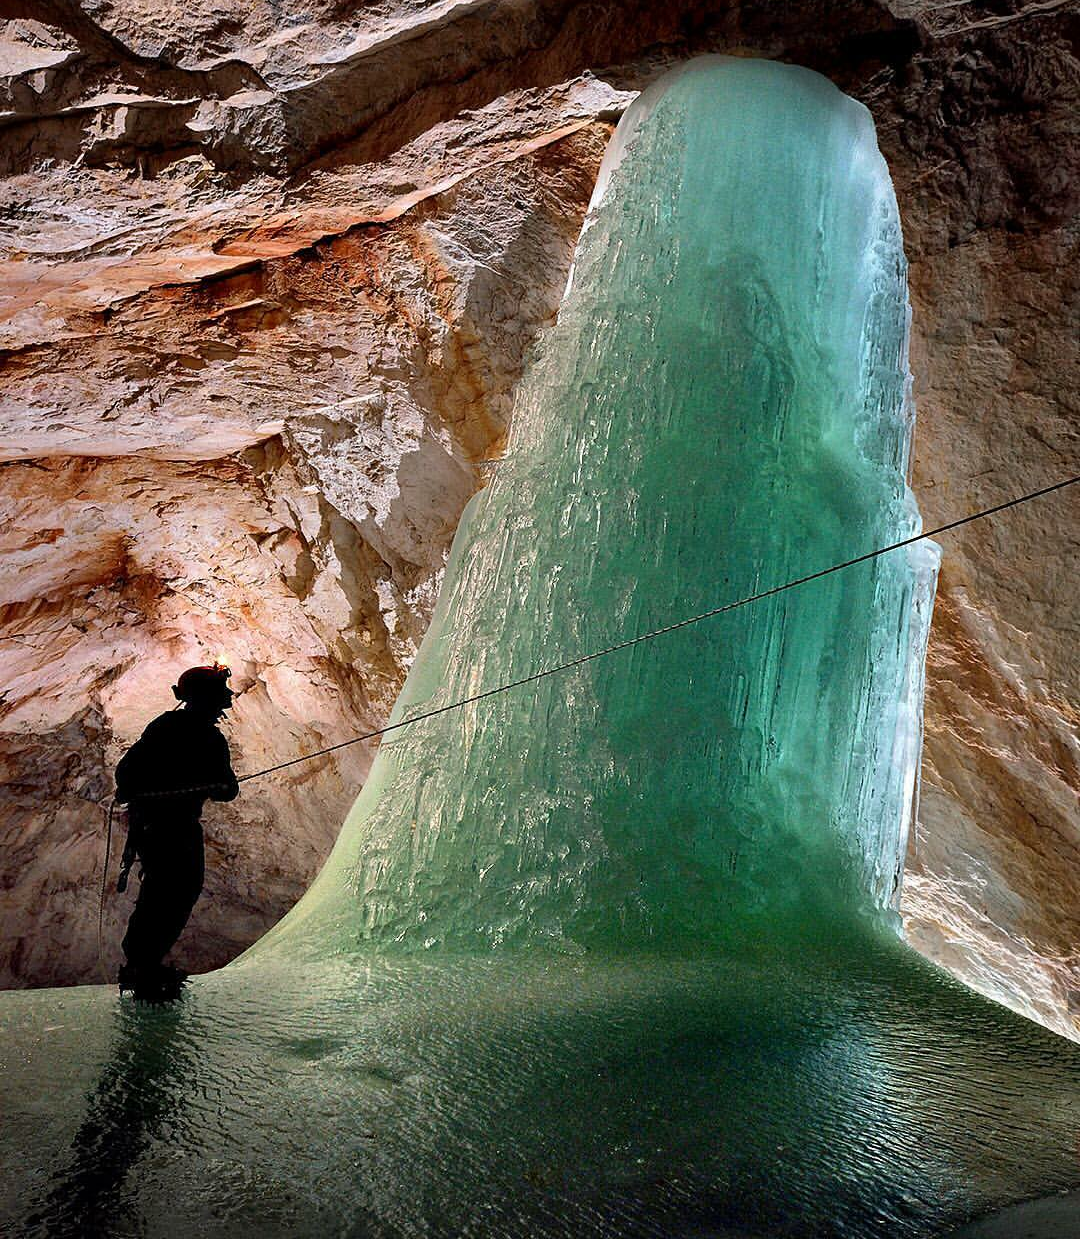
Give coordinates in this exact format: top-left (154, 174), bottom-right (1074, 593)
top-left (0, 1), bottom-right (1076, 1039)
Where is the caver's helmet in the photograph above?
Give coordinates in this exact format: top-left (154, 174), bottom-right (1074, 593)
top-left (173, 664), bottom-right (232, 709)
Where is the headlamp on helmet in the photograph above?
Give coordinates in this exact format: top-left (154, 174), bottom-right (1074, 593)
top-left (173, 664), bottom-right (232, 706)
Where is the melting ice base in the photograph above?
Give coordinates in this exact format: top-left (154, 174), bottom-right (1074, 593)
top-left (2, 58), bottom-right (1078, 1238)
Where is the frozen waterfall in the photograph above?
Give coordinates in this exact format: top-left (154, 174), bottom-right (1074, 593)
top-left (259, 56), bottom-right (938, 960)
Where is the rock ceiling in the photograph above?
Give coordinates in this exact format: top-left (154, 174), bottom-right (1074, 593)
top-left (0, 0), bottom-right (1076, 1039)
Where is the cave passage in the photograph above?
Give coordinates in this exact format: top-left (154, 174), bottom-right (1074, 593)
top-left (1, 58), bottom-right (1077, 1239)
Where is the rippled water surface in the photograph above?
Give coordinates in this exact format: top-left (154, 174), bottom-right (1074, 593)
top-left (3, 943), bottom-right (1078, 1237)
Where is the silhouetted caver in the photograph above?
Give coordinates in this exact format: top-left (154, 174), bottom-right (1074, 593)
top-left (114, 664), bottom-right (238, 1001)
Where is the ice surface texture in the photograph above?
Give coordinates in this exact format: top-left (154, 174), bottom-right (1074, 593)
top-left (1, 58), bottom-right (1077, 1239)
top-left (263, 53), bottom-right (939, 956)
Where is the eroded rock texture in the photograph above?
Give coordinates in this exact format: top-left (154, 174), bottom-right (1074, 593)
top-left (0, 1), bottom-right (1076, 1038)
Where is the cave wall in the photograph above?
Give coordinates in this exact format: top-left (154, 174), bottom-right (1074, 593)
top-left (0, 1), bottom-right (1076, 1039)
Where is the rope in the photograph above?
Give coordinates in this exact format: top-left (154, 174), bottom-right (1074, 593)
top-left (238, 472), bottom-right (1079, 783)
top-left (95, 472), bottom-right (1077, 937)
top-left (97, 799), bottom-right (116, 963)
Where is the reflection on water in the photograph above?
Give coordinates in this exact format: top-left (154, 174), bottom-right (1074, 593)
top-left (23, 1000), bottom-right (195, 1237)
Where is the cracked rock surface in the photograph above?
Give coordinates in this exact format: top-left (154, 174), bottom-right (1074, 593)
top-left (0, 1), bottom-right (1076, 1040)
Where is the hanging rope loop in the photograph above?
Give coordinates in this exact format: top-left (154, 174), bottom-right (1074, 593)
top-left (97, 799), bottom-right (116, 964)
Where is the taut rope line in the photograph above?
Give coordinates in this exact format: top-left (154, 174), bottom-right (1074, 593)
top-left (95, 473), bottom-right (1078, 946)
top-left (237, 472), bottom-right (1080, 782)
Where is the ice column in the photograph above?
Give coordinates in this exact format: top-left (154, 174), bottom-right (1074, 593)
top-left (266, 56), bottom-right (939, 958)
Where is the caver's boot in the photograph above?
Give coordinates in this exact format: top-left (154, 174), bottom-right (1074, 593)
top-left (117, 961), bottom-right (138, 994)
top-left (157, 964), bottom-right (189, 999)
top-left (124, 963), bottom-right (189, 1003)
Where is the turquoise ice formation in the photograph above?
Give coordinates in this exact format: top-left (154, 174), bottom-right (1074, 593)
top-left (261, 53), bottom-right (939, 959)
top-left (1, 58), bottom-right (1077, 1239)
